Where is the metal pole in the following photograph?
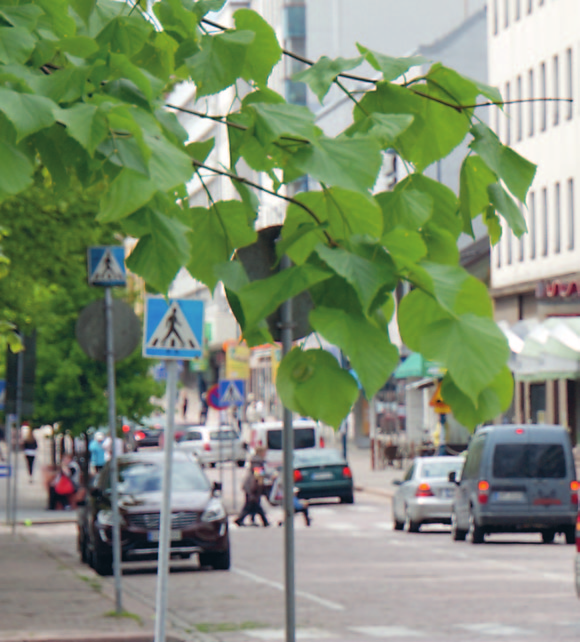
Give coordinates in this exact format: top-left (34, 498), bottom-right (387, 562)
top-left (280, 254), bottom-right (295, 642)
top-left (11, 344), bottom-right (24, 534)
top-left (105, 288), bottom-right (123, 614)
top-left (5, 416), bottom-right (12, 525)
top-left (154, 359), bottom-right (178, 642)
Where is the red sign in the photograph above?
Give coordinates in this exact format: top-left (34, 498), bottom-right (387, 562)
top-left (207, 384), bottom-right (228, 410)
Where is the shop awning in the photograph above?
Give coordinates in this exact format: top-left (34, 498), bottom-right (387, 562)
top-left (393, 352), bottom-right (444, 379)
top-left (500, 317), bottom-right (580, 381)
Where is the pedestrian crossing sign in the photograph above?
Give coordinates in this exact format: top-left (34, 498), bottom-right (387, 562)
top-left (143, 297), bottom-right (204, 360)
top-left (218, 379), bottom-right (246, 407)
top-left (87, 246), bottom-right (126, 286)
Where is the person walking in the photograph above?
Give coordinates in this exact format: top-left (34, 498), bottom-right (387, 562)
top-left (89, 431), bottom-right (106, 473)
top-left (235, 466), bottom-right (269, 527)
top-left (21, 425), bottom-right (38, 483)
top-left (269, 473), bottom-right (311, 527)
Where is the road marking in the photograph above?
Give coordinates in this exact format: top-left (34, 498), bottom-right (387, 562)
top-left (375, 522), bottom-right (394, 530)
top-left (348, 505), bottom-right (380, 513)
top-left (325, 522), bottom-right (359, 531)
top-left (457, 623), bottom-right (534, 636)
top-left (243, 628), bottom-right (335, 640)
top-left (351, 625), bottom-right (425, 638)
top-left (233, 567), bottom-right (345, 611)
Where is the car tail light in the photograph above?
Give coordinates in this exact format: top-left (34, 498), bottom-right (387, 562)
top-left (204, 442), bottom-right (211, 451)
top-left (342, 466), bottom-right (352, 478)
top-left (415, 482), bottom-right (434, 497)
top-left (134, 431), bottom-right (145, 441)
top-left (122, 424), bottom-right (130, 433)
top-left (576, 516), bottom-right (580, 553)
top-left (571, 480), bottom-right (579, 505)
top-left (293, 469), bottom-right (303, 482)
top-left (320, 436), bottom-right (325, 448)
top-left (478, 480), bottom-right (490, 504)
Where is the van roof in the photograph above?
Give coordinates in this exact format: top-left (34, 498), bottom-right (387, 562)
top-left (477, 424), bottom-right (570, 441)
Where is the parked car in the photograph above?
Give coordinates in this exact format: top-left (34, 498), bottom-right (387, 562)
top-left (575, 512), bottom-right (580, 597)
top-left (77, 450), bottom-right (230, 575)
top-left (175, 425), bottom-right (246, 467)
top-left (132, 416), bottom-right (166, 448)
top-left (392, 456), bottom-right (465, 532)
top-left (450, 424), bottom-right (578, 544)
top-left (290, 447), bottom-right (354, 504)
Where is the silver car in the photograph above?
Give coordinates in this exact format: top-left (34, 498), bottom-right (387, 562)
top-left (392, 456), bottom-right (465, 532)
top-left (176, 425), bottom-right (247, 468)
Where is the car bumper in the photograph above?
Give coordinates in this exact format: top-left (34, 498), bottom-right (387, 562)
top-left (477, 510), bottom-right (577, 530)
top-left (407, 498), bottom-right (453, 524)
top-left (295, 480), bottom-right (353, 500)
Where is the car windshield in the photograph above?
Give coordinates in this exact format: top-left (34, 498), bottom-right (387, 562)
top-left (418, 460), bottom-right (463, 479)
top-left (294, 449), bottom-right (345, 467)
top-left (267, 428), bottom-right (316, 450)
top-left (114, 460), bottom-right (210, 494)
top-left (492, 443), bottom-right (566, 479)
top-left (180, 431), bottom-right (203, 442)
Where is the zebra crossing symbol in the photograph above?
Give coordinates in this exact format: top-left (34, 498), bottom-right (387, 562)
top-left (218, 379), bottom-right (245, 407)
top-left (88, 247), bottom-right (126, 286)
top-left (143, 298), bottom-right (204, 360)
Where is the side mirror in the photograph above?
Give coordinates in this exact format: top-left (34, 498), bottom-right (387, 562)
top-left (448, 471), bottom-right (458, 484)
top-left (392, 480), bottom-right (402, 486)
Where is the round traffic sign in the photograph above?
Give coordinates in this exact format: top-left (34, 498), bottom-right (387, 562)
top-left (207, 383), bottom-right (228, 410)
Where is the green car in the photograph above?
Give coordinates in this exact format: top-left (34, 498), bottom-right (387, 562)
top-left (292, 448), bottom-right (354, 504)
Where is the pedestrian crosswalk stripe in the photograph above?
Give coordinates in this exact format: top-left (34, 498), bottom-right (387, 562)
top-left (243, 628), bottom-right (335, 640)
top-left (350, 626), bottom-right (425, 638)
top-left (457, 623), bottom-right (533, 636)
top-left (221, 381), bottom-right (245, 405)
top-left (146, 301), bottom-right (200, 351)
top-left (89, 247), bottom-right (125, 284)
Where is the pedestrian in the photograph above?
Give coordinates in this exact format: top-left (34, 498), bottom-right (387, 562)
top-left (182, 395), bottom-right (188, 419)
top-left (21, 425), bottom-right (38, 483)
top-left (89, 431), bottom-right (106, 472)
top-left (102, 431), bottom-right (124, 462)
top-left (235, 466), bottom-right (270, 527)
top-left (49, 454), bottom-right (77, 510)
top-left (269, 473), bottom-right (311, 527)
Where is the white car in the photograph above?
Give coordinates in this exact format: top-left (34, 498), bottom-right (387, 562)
top-left (176, 425), bottom-right (247, 467)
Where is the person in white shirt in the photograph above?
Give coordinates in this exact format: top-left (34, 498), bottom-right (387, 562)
top-left (102, 433), bottom-right (124, 461)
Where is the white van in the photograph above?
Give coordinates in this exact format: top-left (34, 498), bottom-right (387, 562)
top-left (248, 419), bottom-right (325, 468)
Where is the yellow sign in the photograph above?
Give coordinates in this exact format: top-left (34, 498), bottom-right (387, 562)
top-left (429, 382), bottom-right (451, 414)
top-left (225, 342), bottom-right (250, 380)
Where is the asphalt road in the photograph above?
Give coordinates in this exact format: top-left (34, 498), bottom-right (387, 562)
top-left (28, 478), bottom-right (580, 642)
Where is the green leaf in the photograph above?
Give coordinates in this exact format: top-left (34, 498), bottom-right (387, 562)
top-left (425, 64), bottom-right (480, 107)
top-left (382, 227), bottom-right (427, 263)
top-left (133, 32), bottom-right (178, 82)
top-left (293, 135), bottom-right (382, 193)
top-left (488, 183), bottom-right (527, 237)
top-left (293, 55), bottom-right (364, 103)
top-left (377, 181), bottom-right (433, 235)
top-left (96, 15), bottom-right (152, 57)
top-left (192, 0), bottom-right (227, 18)
top-left (109, 53), bottom-right (162, 103)
top-left (186, 201), bottom-right (257, 291)
top-left (57, 104), bottom-right (108, 156)
top-left (125, 206), bottom-right (191, 294)
top-left (0, 4), bottom-right (44, 30)
top-left (30, 66), bottom-right (92, 104)
top-left (276, 348), bottom-right (359, 428)
top-left (398, 289), bottom-right (451, 354)
top-left (441, 367), bottom-right (513, 430)
top-left (484, 205), bottom-right (502, 245)
top-left (470, 123), bottom-right (537, 202)
top-left (235, 9), bottom-right (282, 88)
top-left (420, 314), bottom-right (510, 403)
top-left (185, 138), bottom-right (214, 162)
top-left (0, 88), bottom-right (56, 141)
top-left (58, 36), bottom-right (99, 58)
top-left (235, 264), bottom-right (332, 332)
top-left (405, 174), bottom-right (462, 240)
top-left (421, 223), bottom-right (459, 265)
top-left (315, 244), bottom-right (396, 314)
top-left (154, 0), bottom-right (199, 41)
top-left (250, 102), bottom-right (320, 145)
top-left (357, 45), bottom-right (428, 81)
top-left (98, 169), bottom-right (157, 222)
top-left (187, 30), bottom-right (254, 97)
top-left (345, 113), bottom-right (414, 149)
top-left (459, 156), bottom-right (497, 236)
top-left (0, 26), bottom-right (36, 64)
top-left (309, 306), bottom-right (399, 398)
top-left (281, 188), bottom-right (383, 264)
top-left (0, 140), bottom-right (34, 199)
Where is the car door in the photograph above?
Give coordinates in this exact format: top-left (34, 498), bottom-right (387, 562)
top-left (394, 461), bottom-right (416, 520)
top-left (456, 433), bottom-right (487, 529)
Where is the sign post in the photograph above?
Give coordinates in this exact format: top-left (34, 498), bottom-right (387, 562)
top-left (87, 246), bottom-right (127, 615)
top-left (429, 381), bottom-right (451, 456)
top-left (218, 379), bottom-right (246, 511)
top-left (143, 296), bottom-right (204, 642)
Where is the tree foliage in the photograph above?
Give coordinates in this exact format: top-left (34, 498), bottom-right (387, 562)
top-left (0, 0), bottom-right (536, 428)
top-left (0, 170), bottom-right (163, 434)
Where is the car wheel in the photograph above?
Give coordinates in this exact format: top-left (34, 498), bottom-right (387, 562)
top-left (393, 512), bottom-right (404, 531)
top-left (468, 507), bottom-right (485, 544)
top-left (92, 545), bottom-right (113, 576)
top-left (199, 546), bottom-right (230, 571)
top-left (541, 529), bottom-right (555, 544)
top-left (79, 531), bottom-right (90, 564)
top-left (450, 509), bottom-right (467, 541)
top-left (404, 507), bottom-right (421, 533)
top-left (340, 493), bottom-right (354, 504)
top-left (564, 526), bottom-right (576, 545)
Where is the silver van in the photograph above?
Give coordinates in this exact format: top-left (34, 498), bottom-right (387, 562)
top-left (450, 424), bottom-right (578, 544)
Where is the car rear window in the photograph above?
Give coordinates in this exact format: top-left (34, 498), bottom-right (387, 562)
top-left (419, 460), bottom-right (463, 479)
top-left (294, 449), bottom-right (344, 467)
top-left (267, 428), bottom-right (316, 450)
top-left (210, 430), bottom-right (237, 440)
top-left (182, 431), bottom-right (202, 441)
top-left (492, 443), bottom-right (566, 479)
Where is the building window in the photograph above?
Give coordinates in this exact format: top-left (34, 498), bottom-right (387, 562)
top-left (553, 55), bottom-right (560, 126)
top-left (505, 82), bottom-right (511, 145)
top-left (555, 182), bottom-right (561, 254)
top-left (540, 62), bottom-right (547, 131)
top-left (528, 69), bottom-right (534, 136)
top-left (493, 0), bottom-right (499, 35)
top-left (530, 191), bottom-right (536, 259)
top-left (497, 237), bottom-right (502, 268)
top-left (527, 0), bottom-right (533, 14)
top-left (495, 103), bottom-right (501, 138)
top-left (519, 203), bottom-right (525, 261)
top-left (566, 48), bottom-right (573, 120)
top-left (507, 229), bottom-right (513, 265)
top-left (539, 0), bottom-right (544, 6)
top-left (284, 4), bottom-right (306, 105)
top-left (504, 0), bottom-right (509, 28)
top-left (516, 75), bottom-right (523, 141)
top-left (542, 187), bottom-right (548, 256)
top-left (515, 0), bottom-right (521, 21)
top-left (568, 178), bottom-right (575, 251)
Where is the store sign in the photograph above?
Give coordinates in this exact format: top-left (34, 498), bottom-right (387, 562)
top-left (536, 279), bottom-right (580, 299)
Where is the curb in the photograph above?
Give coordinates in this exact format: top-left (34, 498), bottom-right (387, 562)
top-left (0, 636), bottom-right (181, 642)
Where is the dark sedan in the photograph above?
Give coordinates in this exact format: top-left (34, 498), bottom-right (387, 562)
top-left (292, 448), bottom-right (354, 504)
top-left (132, 417), bottom-right (165, 448)
top-left (78, 451), bottom-right (230, 575)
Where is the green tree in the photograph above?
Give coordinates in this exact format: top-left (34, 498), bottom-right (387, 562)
top-left (0, 0), bottom-right (536, 428)
top-left (0, 170), bottom-right (162, 434)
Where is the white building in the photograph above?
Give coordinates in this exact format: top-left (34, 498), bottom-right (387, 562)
top-left (488, 0), bottom-right (580, 436)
